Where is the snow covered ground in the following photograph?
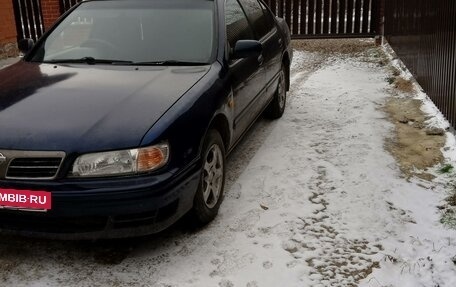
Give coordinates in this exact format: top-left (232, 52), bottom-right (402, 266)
top-left (1, 42), bottom-right (455, 286)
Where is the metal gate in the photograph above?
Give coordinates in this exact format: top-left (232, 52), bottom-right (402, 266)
top-left (385, 0), bottom-right (456, 128)
top-left (60, 0), bottom-right (82, 13)
top-left (265, 0), bottom-right (381, 38)
top-left (12, 0), bottom-right (45, 42)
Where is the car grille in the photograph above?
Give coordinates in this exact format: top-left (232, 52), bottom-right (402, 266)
top-left (6, 157), bottom-right (63, 179)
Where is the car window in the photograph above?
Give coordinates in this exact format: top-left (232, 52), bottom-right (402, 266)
top-left (45, 17), bottom-right (93, 52)
top-left (258, 0), bottom-right (276, 31)
top-left (237, 0), bottom-right (271, 39)
top-left (31, 0), bottom-right (215, 64)
top-left (225, 0), bottom-right (254, 48)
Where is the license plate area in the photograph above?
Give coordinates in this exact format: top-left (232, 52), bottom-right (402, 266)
top-left (0, 188), bottom-right (52, 211)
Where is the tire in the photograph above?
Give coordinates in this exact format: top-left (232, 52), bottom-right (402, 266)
top-left (190, 129), bottom-right (226, 225)
top-left (265, 65), bottom-right (287, 119)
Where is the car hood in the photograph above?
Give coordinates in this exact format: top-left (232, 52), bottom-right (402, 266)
top-left (0, 61), bottom-right (209, 153)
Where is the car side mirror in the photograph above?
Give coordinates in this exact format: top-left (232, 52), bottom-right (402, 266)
top-left (231, 40), bottom-right (262, 60)
top-left (18, 38), bottom-right (35, 54)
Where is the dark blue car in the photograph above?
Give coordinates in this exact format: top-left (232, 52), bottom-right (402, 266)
top-left (0, 0), bottom-right (292, 238)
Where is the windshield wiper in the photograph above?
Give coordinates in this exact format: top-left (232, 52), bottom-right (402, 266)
top-left (132, 60), bottom-right (208, 66)
top-left (43, 57), bottom-right (133, 65)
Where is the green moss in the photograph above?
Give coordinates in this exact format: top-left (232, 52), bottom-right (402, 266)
top-left (441, 209), bottom-right (456, 229)
top-left (386, 77), bottom-right (395, 85)
top-left (439, 164), bottom-right (454, 174)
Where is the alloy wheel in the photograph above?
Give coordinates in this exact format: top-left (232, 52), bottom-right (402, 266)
top-left (202, 144), bottom-right (224, 209)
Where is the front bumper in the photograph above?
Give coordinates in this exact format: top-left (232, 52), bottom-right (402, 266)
top-left (0, 165), bottom-right (200, 239)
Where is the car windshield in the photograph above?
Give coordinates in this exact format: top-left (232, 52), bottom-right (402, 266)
top-left (29, 0), bottom-right (215, 65)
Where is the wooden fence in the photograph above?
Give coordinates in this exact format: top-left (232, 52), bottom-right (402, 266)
top-left (265, 0), bottom-right (381, 38)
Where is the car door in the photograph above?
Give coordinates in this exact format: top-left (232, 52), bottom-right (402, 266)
top-left (257, 0), bottom-right (283, 83)
top-left (225, 0), bottom-right (266, 141)
top-left (238, 0), bottom-right (283, 105)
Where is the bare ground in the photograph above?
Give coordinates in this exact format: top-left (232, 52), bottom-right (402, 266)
top-left (293, 39), bottom-right (447, 181)
top-left (385, 96), bottom-right (445, 181)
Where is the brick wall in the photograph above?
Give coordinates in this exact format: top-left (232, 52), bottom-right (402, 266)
top-left (0, 0), bottom-right (18, 58)
top-left (41, 0), bottom-right (62, 29)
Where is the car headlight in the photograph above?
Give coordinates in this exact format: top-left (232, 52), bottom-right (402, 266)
top-left (71, 143), bottom-right (169, 177)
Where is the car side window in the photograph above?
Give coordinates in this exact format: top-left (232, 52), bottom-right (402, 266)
top-left (237, 0), bottom-right (271, 39)
top-left (258, 0), bottom-right (276, 31)
top-left (225, 0), bottom-right (254, 48)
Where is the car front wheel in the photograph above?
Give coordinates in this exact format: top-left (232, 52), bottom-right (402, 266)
top-left (191, 129), bottom-right (225, 225)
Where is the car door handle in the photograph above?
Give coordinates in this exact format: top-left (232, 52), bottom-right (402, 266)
top-left (257, 55), bottom-right (264, 66)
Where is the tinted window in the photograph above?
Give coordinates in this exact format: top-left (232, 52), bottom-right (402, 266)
top-left (238, 0), bottom-right (271, 39)
top-left (258, 0), bottom-right (276, 31)
top-left (31, 0), bottom-right (215, 63)
top-left (225, 0), bottom-right (254, 47)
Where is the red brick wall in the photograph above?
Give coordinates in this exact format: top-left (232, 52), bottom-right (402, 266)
top-left (0, 0), bottom-right (18, 58)
top-left (41, 0), bottom-right (61, 29)
top-left (0, 0), bottom-right (17, 44)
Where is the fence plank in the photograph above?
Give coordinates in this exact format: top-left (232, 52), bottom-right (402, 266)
top-left (316, 0), bottom-right (322, 34)
top-left (339, 0), bottom-right (347, 34)
top-left (28, 0), bottom-right (38, 38)
top-left (292, 0), bottom-right (299, 34)
top-left (300, 0), bottom-right (308, 34)
top-left (354, 0), bottom-right (361, 33)
top-left (369, 0), bottom-right (378, 34)
top-left (347, 0), bottom-right (354, 33)
top-left (385, 0), bottom-right (456, 127)
top-left (323, 0), bottom-right (330, 34)
top-left (21, 1), bottom-right (31, 39)
top-left (278, 0), bottom-right (284, 17)
top-left (308, 0), bottom-right (315, 34)
top-left (284, 0), bottom-right (292, 28)
top-left (331, 0), bottom-right (338, 33)
top-left (268, 0), bottom-right (277, 14)
top-left (362, 0), bottom-right (370, 33)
